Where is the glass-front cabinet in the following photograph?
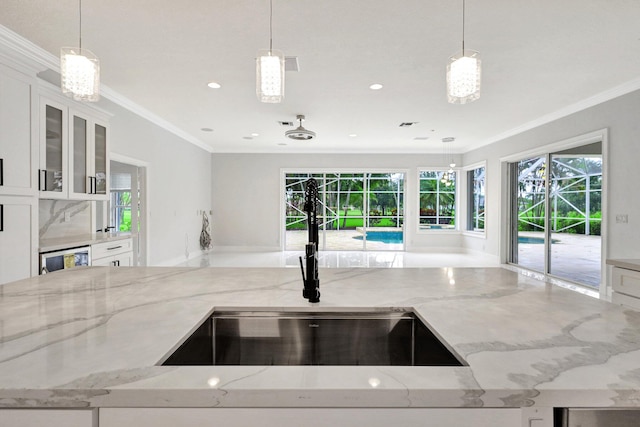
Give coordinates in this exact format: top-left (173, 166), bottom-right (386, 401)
top-left (68, 110), bottom-right (109, 200)
top-left (39, 99), bottom-right (68, 198)
top-left (71, 113), bottom-right (88, 195)
top-left (93, 122), bottom-right (108, 196)
top-left (39, 94), bottom-right (109, 200)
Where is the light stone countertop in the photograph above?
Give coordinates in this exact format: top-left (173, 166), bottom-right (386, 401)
top-left (39, 233), bottom-right (134, 253)
top-left (607, 259), bottom-right (640, 272)
top-left (0, 266), bottom-right (639, 409)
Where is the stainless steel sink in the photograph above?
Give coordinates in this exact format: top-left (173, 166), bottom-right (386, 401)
top-left (161, 310), bottom-right (465, 366)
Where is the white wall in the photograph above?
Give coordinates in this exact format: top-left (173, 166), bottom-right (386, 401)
top-left (101, 99), bottom-right (212, 265)
top-left (462, 88), bottom-right (640, 262)
top-left (211, 153), bottom-right (463, 251)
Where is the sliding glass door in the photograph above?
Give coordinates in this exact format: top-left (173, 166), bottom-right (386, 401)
top-left (284, 172), bottom-right (405, 251)
top-left (549, 154), bottom-right (602, 285)
top-left (509, 144), bottom-right (602, 288)
top-left (513, 156), bottom-right (547, 272)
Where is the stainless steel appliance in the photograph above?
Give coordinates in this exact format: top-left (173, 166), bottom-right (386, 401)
top-left (557, 408), bottom-right (640, 427)
top-left (39, 246), bottom-right (91, 274)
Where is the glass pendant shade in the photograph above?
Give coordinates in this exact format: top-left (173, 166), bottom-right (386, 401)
top-left (61, 47), bottom-right (100, 102)
top-left (256, 49), bottom-right (285, 103)
top-left (446, 50), bottom-right (481, 104)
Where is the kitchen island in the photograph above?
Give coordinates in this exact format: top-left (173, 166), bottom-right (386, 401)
top-left (1, 266), bottom-right (639, 426)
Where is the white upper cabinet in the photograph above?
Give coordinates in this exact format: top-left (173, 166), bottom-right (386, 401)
top-left (68, 110), bottom-right (109, 200)
top-left (39, 97), bottom-right (68, 198)
top-left (39, 88), bottom-right (109, 201)
top-left (0, 63), bottom-right (37, 196)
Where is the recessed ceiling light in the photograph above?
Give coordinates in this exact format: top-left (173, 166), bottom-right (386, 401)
top-left (413, 137), bottom-right (429, 141)
top-left (207, 82), bottom-right (221, 89)
top-left (278, 143), bottom-right (287, 146)
top-left (442, 137), bottom-right (456, 143)
top-left (251, 133), bottom-right (260, 137)
top-left (201, 128), bottom-right (214, 132)
top-left (348, 134), bottom-right (358, 138)
top-left (369, 83), bottom-right (383, 90)
top-left (242, 136), bottom-right (253, 140)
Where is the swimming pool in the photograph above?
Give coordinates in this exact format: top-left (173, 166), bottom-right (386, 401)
top-left (354, 231), bottom-right (403, 244)
top-left (518, 236), bottom-right (559, 244)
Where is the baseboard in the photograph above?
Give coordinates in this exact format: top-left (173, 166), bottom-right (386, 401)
top-left (154, 250), bottom-right (209, 267)
top-left (210, 245), bottom-right (281, 253)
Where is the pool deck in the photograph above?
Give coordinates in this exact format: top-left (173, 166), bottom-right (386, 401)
top-left (285, 230), bottom-right (601, 287)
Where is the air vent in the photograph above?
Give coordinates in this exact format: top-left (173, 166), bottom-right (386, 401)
top-left (413, 137), bottom-right (429, 141)
top-left (278, 121), bottom-right (294, 127)
top-left (442, 137), bottom-right (455, 143)
top-left (399, 122), bottom-right (418, 127)
top-left (285, 56), bottom-right (300, 72)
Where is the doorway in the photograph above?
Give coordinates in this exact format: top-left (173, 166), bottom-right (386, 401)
top-left (508, 142), bottom-right (603, 288)
top-left (108, 158), bottom-right (148, 266)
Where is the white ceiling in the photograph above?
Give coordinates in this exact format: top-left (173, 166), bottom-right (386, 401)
top-left (2, 0), bottom-right (640, 154)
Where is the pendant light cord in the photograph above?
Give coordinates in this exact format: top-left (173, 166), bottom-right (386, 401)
top-left (79, 0), bottom-right (83, 50)
top-left (461, 0), bottom-right (465, 55)
top-left (269, 0), bottom-right (273, 53)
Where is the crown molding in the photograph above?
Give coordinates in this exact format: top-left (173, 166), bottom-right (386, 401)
top-left (0, 24), bottom-right (212, 154)
top-left (99, 86), bottom-right (213, 153)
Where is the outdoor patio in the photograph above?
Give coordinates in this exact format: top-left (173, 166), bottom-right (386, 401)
top-left (517, 232), bottom-right (601, 287)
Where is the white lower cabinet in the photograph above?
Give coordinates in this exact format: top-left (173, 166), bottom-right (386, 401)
top-left (612, 266), bottom-right (640, 310)
top-left (0, 196), bottom-right (36, 285)
top-left (91, 238), bottom-right (133, 267)
top-left (0, 409), bottom-right (96, 427)
top-left (99, 408), bottom-right (523, 427)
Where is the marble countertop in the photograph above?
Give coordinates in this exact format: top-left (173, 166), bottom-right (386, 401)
top-left (1, 266), bottom-right (639, 409)
top-left (607, 259), bottom-right (640, 272)
top-left (39, 233), bottom-right (133, 253)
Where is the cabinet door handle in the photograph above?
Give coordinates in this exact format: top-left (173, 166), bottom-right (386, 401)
top-left (38, 169), bottom-right (48, 192)
top-left (91, 176), bottom-right (97, 194)
top-left (107, 245), bottom-right (123, 251)
top-left (0, 204), bottom-right (4, 232)
top-left (0, 158), bottom-right (4, 186)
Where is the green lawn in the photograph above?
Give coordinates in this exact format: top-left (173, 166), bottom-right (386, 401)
top-left (287, 209), bottom-right (398, 230)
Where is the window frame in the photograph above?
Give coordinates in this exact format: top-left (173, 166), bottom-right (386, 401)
top-left (465, 163), bottom-right (486, 234)
top-left (417, 168), bottom-right (459, 233)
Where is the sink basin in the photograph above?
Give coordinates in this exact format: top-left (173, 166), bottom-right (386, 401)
top-left (161, 309), bottom-right (465, 366)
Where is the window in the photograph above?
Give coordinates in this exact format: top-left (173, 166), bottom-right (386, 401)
top-left (110, 190), bottom-right (132, 232)
top-left (467, 166), bottom-right (485, 232)
top-left (284, 172), bottom-right (405, 250)
top-left (418, 170), bottom-right (456, 230)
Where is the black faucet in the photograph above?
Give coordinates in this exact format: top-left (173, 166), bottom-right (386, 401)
top-left (299, 178), bottom-right (320, 303)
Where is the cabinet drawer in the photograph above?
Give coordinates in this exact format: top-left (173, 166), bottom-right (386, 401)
top-left (612, 267), bottom-right (640, 299)
top-left (92, 238), bottom-right (132, 259)
top-left (93, 252), bottom-right (133, 267)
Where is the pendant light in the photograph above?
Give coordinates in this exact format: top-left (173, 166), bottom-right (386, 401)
top-left (446, 0), bottom-right (480, 104)
top-left (256, 0), bottom-right (285, 103)
top-left (60, 0), bottom-right (100, 102)
top-left (441, 137), bottom-right (456, 187)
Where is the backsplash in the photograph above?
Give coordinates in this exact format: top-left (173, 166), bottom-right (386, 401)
top-left (39, 200), bottom-right (92, 240)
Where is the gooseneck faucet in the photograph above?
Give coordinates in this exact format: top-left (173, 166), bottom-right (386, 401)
top-left (299, 178), bottom-right (320, 303)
